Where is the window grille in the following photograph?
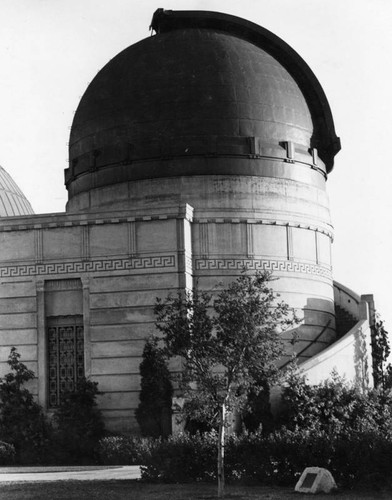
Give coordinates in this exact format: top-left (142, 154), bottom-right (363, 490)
top-left (47, 316), bottom-right (84, 408)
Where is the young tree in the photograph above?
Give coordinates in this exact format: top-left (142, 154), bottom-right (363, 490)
top-left (136, 337), bottom-right (173, 437)
top-left (155, 271), bottom-right (298, 498)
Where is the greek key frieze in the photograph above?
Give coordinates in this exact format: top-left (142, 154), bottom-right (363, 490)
top-left (0, 255), bottom-right (176, 278)
top-left (194, 258), bottom-right (332, 278)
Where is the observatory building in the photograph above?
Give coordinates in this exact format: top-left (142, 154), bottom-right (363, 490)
top-left (0, 10), bottom-right (374, 433)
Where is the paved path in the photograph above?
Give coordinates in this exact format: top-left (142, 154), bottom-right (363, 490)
top-left (0, 465), bottom-right (141, 482)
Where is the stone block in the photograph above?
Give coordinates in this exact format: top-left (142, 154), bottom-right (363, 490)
top-left (45, 288), bottom-right (83, 316)
top-left (0, 313), bottom-right (37, 329)
top-left (0, 231), bottom-right (35, 261)
top-left (207, 223), bottom-right (246, 255)
top-left (90, 306), bottom-right (155, 326)
top-left (91, 273), bottom-right (178, 293)
top-left (253, 224), bottom-right (287, 258)
top-left (42, 227), bottom-right (82, 259)
top-left (317, 233), bottom-right (331, 265)
top-left (0, 329), bottom-right (37, 346)
top-left (90, 289), bottom-right (168, 309)
top-left (0, 281), bottom-right (36, 299)
top-left (98, 391), bottom-right (138, 410)
top-left (295, 467), bottom-right (337, 494)
top-left (0, 345), bottom-right (37, 362)
top-left (92, 339), bottom-right (144, 358)
top-left (91, 323), bottom-right (152, 342)
top-left (93, 373), bottom-right (141, 392)
top-left (292, 226), bottom-right (316, 262)
top-left (91, 356), bottom-right (141, 375)
top-left (89, 224), bottom-right (128, 257)
top-left (0, 297), bottom-right (36, 314)
top-left (136, 220), bottom-right (176, 252)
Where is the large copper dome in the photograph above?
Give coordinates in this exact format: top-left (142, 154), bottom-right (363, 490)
top-left (66, 10), bottom-right (340, 206)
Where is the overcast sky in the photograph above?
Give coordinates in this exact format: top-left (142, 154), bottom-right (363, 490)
top-left (0, 0), bottom-right (391, 331)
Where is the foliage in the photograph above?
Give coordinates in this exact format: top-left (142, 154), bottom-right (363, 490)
top-left (274, 367), bottom-right (392, 487)
top-left (241, 380), bottom-right (274, 434)
top-left (371, 315), bottom-right (392, 390)
top-left (97, 435), bottom-right (154, 465)
top-left (280, 364), bottom-right (392, 435)
top-left (137, 426), bottom-right (392, 488)
top-left (155, 271), bottom-right (298, 496)
top-left (53, 377), bottom-right (105, 463)
top-left (0, 440), bottom-right (16, 465)
top-left (99, 367), bottom-right (392, 489)
top-left (155, 272), bottom-right (296, 424)
top-left (0, 347), bottom-right (50, 463)
top-left (136, 337), bottom-right (173, 438)
top-left (141, 432), bottom-right (217, 483)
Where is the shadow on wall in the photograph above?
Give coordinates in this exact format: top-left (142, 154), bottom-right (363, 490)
top-left (353, 323), bottom-right (371, 391)
top-left (271, 298), bottom-right (373, 414)
top-left (280, 297), bottom-right (336, 367)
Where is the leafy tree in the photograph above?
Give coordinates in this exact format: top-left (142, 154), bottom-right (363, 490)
top-left (136, 337), bottom-right (173, 437)
top-left (53, 378), bottom-right (105, 463)
top-left (371, 315), bottom-right (392, 391)
top-left (154, 271), bottom-right (298, 498)
top-left (0, 347), bottom-right (50, 463)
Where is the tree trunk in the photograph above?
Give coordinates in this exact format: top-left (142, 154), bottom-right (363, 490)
top-left (217, 402), bottom-right (226, 498)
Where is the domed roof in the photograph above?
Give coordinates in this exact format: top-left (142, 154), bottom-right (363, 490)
top-left (0, 166), bottom-right (34, 217)
top-left (66, 10), bottom-right (340, 201)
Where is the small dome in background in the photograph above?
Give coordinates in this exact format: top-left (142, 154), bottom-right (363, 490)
top-left (0, 166), bottom-right (34, 216)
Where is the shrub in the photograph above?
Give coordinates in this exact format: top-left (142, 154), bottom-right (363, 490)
top-left (275, 368), bottom-right (392, 487)
top-left (135, 338), bottom-right (173, 438)
top-left (0, 347), bottom-right (51, 464)
top-left (0, 441), bottom-right (16, 465)
top-left (53, 378), bottom-right (105, 464)
top-left (97, 435), bottom-right (153, 465)
top-left (141, 432), bottom-right (217, 483)
top-left (279, 367), bottom-right (392, 435)
top-left (135, 426), bottom-right (392, 487)
top-left (97, 370), bottom-right (392, 486)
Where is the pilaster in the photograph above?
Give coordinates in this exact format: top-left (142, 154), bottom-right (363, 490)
top-left (36, 280), bottom-right (46, 408)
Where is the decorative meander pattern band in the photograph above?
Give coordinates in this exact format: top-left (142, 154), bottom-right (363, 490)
top-left (0, 255), bottom-right (331, 279)
top-left (194, 258), bottom-right (332, 279)
top-left (0, 255), bottom-right (176, 278)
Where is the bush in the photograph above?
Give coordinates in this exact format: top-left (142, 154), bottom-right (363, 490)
top-left (141, 432), bottom-right (217, 483)
top-left (279, 367), bottom-right (392, 435)
top-left (0, 347), bottom-right (51, 464)
top-left (135, 338), bottom-right (173, 438)
top-left (97, 436), bottom-right (153, 465)
top-left (53, 378), bottom-right (105, 464)
top-left (132, 426), bottom-right (392, 487)
top-left (0, 441), bottom-right (16, 465)
top-left (274, 368), bottom-right (392, 487)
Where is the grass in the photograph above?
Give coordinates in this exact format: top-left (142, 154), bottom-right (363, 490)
top-left (0, 481), bottom-right (391, 500)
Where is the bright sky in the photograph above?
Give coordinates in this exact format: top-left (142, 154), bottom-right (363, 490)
top-left (0, 0), bottom-right (391, 330)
